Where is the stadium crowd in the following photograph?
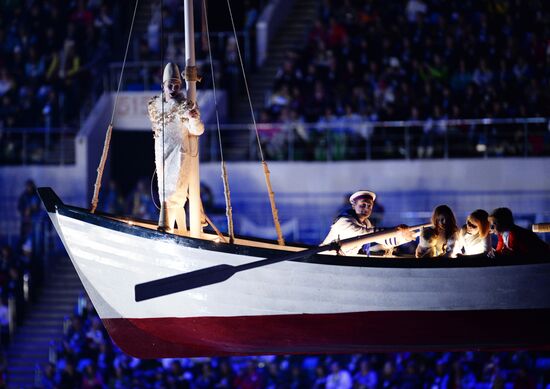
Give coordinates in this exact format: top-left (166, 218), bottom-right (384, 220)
top-left (260, 0), bottom-right (550, 160)
top-left (0, 179), bottom-right (47, 349)
top-left (0, 0), bottom-right (124, 165)
top-left (43, 293), bottom-right (550, 389)
top-left (0, 1), bottom-right (120, 129)
top-left (2, 0), bottom-right (549, 164)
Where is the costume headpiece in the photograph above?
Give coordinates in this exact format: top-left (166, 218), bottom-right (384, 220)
top-left (163, 62), bottom-right (182, 84)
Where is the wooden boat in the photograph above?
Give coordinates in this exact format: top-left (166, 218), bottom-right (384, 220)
top-left (38, 187), bottom-right (550, 358)
top-left (38, 0), bottom-right (550, 359)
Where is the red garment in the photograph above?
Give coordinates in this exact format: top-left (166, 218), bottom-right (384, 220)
top-left (495, 225), bottom-right (549, 257)
top-left (326, 23), bottom-right (347, 48)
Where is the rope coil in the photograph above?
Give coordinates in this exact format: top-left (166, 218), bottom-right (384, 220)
top-left (184, 66), bottom-right (202, 82)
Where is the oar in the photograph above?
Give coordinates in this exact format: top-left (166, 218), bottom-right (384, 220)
top-left (134, 223), bottom-right (431, 301)
top-left (532, 223), bottom-right (550, 233)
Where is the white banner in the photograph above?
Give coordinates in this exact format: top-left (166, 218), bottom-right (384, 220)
top-left (112, 91), bottom-right (224, 130)
top-left (112, 92), bottom-right (152, 130)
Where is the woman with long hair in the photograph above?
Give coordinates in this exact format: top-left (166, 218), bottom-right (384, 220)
top-left (416, 205), bottom-right (459, 257)
top-left (454, 209), bottom-right (493, 256)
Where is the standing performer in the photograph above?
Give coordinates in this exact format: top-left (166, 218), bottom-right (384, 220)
top-left (148, 62), bottom-right (205, 231)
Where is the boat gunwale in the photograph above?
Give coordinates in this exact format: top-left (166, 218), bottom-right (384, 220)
top-left (39, 187), bottom-right (550, 269)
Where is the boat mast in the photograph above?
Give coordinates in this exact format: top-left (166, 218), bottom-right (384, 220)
top-left (184, 0), bottom-right (201, 237)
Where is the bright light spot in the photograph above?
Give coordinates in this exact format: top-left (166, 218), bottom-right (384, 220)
top-left (476, 144), bottom-right (487, 152)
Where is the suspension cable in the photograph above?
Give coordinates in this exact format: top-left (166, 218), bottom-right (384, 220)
top-left (225, 0), bottom-right (285, 245)
top-left (161, 0), bottom-right (166, 208)
top-left (90, 0), bottom-right (140, 213)
top-left (202, 0), bottom-right (235, 243)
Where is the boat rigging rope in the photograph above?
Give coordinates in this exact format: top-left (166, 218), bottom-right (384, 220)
top-left (158, 0), bottom-right (169, 230)
top-left (201, 204), bottom-right (227, 243)
top-left (90, 0), bottom-right (140, 213)
top-left (225, 0), bottom-right (285, 246)
top-left (202, 0), bottom-right (235, 243)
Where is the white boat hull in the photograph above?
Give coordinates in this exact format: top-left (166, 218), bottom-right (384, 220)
top-left (39, 188), bottom-right (550, 357)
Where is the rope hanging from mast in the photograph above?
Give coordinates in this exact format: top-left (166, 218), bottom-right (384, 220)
top-left (225, 0), bottom-right (285, 246)
top-left (157, 0), bottom-right (169, 231)
top-left (202, 0), bottom-right (236, 243)
top-left (90, 0), bottom-right (140, 213)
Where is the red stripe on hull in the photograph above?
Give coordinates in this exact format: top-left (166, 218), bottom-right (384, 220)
top-left (103, 309), bottom-right (550, 358)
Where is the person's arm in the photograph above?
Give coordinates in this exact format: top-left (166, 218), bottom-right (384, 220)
top-left (187, 115), bottom-right (204, 136)
top-left (495, 234), bottom-right (505, 254)
top-left (182, 105), bottom-right (205, 136)
top-left (482, 234), bottom-right (493, 254)
top-left (370, 225), bottom-right (415, 252)
top-left (67, 56), bottom-right (80, 78)
top-left (46, 54), bottom-right (59, 80)
top-left (415, 228), bottom-right (435, 258)
top-left (442, 237), bottom-right (457, 257)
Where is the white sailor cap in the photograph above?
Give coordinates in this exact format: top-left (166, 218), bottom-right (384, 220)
top-left (349, 190), bottom-right (376, 203)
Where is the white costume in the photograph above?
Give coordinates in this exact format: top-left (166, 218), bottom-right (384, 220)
top-left (453, 226), bottom-right (492, 256)
top-left (148, 63), bottom-right (204, 230)
top-left (322, 211), bottom-right (408, 256)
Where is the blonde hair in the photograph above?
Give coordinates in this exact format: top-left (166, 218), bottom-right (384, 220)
top-left (468, 209), bottom-right (490, 238)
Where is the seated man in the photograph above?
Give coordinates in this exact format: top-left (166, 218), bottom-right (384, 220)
top-left (489, 207), bottom-right (549, 257)
top-left (322, 190), bottom-right (414, 256)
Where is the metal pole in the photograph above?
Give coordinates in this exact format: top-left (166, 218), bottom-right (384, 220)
top-left (185, 0), bottom-right (202, 238)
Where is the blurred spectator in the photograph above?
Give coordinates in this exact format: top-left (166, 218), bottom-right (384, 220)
top-left (326, 361), bottom-right (352, 389)
top-left (129, 178), bottom-right (157, 220)
top-left (0, 349), bottom-right (6, 388)
top-left (313, 364), bottom-right (327, 388)
top-left (81, 363), bottom-right (104, 389)
top-left (17, 179), bottom-right (41, 245)
top-left (0, 245), bottom-right (14, 292)
top-left (99, 179), bottom-right (125, 215)
top-left (196, 362), bottom-right (218, 388)
top-left (380, 360), bottom-right (399, 388)
top-left (42, 362), bottom-right (58, 389)
top-left (234, 359), bottom-right (263, 388)
top-left (58, 360), bottom-right (80, 389)
top-left (258, 109), bottom-right (285, 160)
top-left (0, 297), bottom-right (9, 347)
top-left (354, 359), bottom-right (378, 389)
top-left (215, 358), bottom-right (235, 388)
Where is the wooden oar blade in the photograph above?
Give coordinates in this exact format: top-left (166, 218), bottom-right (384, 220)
top-left (135, 264), bottom-right (235, 302)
